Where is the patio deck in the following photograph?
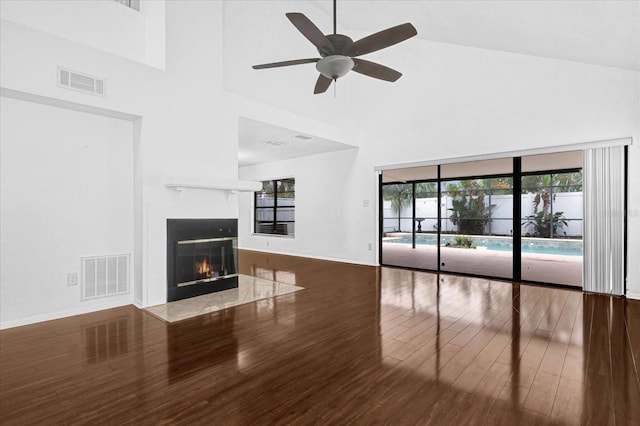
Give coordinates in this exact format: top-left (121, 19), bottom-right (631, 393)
top-left (382, 243), bottom-right (582, 287)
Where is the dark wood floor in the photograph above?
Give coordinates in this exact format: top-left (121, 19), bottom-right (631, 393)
top-left (1, 250), bottom-right (639, 425)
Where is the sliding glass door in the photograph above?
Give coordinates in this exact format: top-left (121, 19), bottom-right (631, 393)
top-left (381, 182), bottom-right (438, 270)
top-left (380, 151), bottom-right (584, 288)
top-left (520, 170), bottom-right (583, 286)
top-left (439, 177), bottom-right (514, 279)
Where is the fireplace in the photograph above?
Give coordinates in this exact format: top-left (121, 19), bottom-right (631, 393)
top-left (167, 219), bottom-right (238, 302)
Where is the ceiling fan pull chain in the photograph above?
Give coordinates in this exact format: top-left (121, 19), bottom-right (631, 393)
top-left (334, 79), bottom-right (337, 98)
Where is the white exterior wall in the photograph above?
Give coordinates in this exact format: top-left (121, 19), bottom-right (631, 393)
top-left (382, 192), bottom-right (583, 237)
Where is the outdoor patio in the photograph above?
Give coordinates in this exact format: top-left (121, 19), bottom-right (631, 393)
top-left (381, 242), bottom-right (582, 287)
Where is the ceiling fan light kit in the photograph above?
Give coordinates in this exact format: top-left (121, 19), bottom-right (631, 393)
top-left (316, 55), bottom-right (354, 79)
top-left (252, 0), bottom-right (417, 94)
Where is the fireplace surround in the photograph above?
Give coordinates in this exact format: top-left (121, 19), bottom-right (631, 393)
top-left (167, 218), bottom-right (238, 302)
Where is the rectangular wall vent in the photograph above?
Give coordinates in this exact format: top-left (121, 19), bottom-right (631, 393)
top-left (82, 254), bottom-right (130, 300)
top-left (58, 68), bottom-right (106, 97)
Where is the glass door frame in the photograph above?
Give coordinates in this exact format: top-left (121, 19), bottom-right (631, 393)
top-left (379, 158), bottom-right (583, 288)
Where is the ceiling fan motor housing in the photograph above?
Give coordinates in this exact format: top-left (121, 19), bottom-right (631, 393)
top-left (321, 34), bottom-right (354, 56)
top-left (315, 34), bottom-right (355, 80)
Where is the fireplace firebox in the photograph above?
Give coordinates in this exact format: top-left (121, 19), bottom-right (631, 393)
top-left (167, 219), bottom-right (238, 302)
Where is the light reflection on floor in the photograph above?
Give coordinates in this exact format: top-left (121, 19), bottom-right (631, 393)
top-left (145, 274), bottom-right (304, 322)
top-left (377, 267), bottom-right (585, 417)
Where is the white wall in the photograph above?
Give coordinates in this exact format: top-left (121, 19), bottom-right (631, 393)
top-left (0, 97), bottom-right (134, 326)
top-left (351, 42), bottom-right (640, 297)
top-left (348, 41), bottom-right (639, 164)
top-left (0, 0), bottom-right (166, 69)
top-left (0, 1), bottom-right (248, 327)
top-left (0, 0), bottom-right (356, 328)
top-left (236, 37), bottom-right (640, 298)
top-left (239, 148), bottom-right (370, 263)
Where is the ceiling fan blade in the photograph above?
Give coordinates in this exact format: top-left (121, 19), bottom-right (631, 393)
top-left (347, 23), bottom-right (417, 57)
top-left (352, 59), bottom-right (402, 82)
top-left (253, 58), bottom-right (320, 70)
top-left (286, 13), bottom-right (333, 55)
top-left (314, 74), bottom-right (333, 94)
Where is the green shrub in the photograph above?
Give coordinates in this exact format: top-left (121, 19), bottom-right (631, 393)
top-left (453, 235), bottom-right (476, 249)
top-left (449, 193), bottom-right (493, 235)
top-left (522, 211), bottom-right (568, 238)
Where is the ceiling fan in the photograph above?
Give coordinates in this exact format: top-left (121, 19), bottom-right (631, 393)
top-left (252, 0), bottom-right (417, 94)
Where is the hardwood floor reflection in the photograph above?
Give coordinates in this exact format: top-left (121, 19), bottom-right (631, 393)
top-left (1, 250), bottom-right (639, 425)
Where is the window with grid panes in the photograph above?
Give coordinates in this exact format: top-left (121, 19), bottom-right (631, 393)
top-left (254, 179), bottom-right (295, 236)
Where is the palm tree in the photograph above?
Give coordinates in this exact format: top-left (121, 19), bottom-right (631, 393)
top-left (414, 182), bottom-right (437, 198)
top-left (521, 172), bottom-right (581, 237)
top-left (383, 184), bottom-right (412, 231)
top-left (445, 179), bottom-right (495, 235)
top-left (554, 171), bottom-right (583, 192)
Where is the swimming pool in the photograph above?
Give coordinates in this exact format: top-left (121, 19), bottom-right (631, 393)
top-left (384, 234), bottom-right (583, 256)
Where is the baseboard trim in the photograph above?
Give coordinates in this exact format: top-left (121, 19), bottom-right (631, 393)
top-left (0, 300), bottom-right (132, 330)
top-left (626, 292), bottom-right (640, 300)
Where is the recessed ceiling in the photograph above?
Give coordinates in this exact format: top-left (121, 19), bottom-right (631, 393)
top-left (238, 117), bottom-right (357, 167)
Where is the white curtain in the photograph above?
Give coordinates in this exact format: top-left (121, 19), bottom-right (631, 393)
top-left (583, 145), bottom-right (626, 295)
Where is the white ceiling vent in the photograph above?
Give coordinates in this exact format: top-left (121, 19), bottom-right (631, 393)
top-left (58, 68), bottom-right (106, 97)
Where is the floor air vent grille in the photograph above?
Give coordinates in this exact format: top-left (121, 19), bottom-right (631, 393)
top-left (82, 254), bottom-right (130, 300)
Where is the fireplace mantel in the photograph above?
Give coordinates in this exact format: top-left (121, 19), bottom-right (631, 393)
top-left (164, 176), bottom-right (262, 193)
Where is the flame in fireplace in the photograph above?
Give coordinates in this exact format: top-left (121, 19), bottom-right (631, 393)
top-left (197, 257), bottom-right (213, 277)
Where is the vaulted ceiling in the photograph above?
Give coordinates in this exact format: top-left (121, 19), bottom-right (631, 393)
top-left (236, 1), bottom-right (640, 167)
top-left (310, 0), bottom-right (640, 71)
